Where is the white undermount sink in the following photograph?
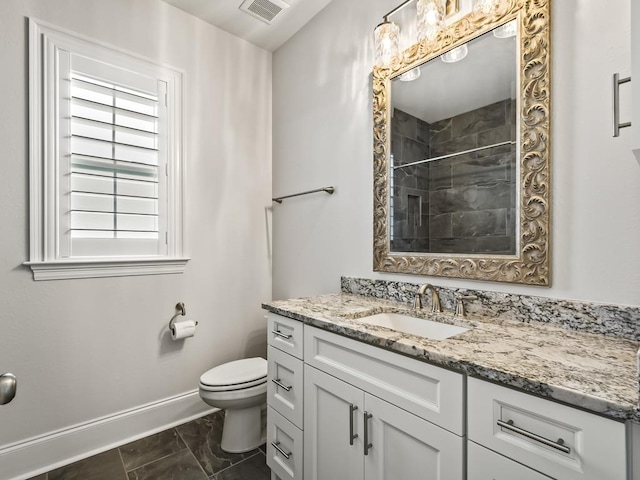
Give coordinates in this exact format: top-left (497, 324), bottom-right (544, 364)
top-left (357, 312), bottom-right (470, 340)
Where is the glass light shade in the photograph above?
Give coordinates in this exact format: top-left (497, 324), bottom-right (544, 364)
top-left (374, 21), bottom-right (400, 66)
top-left (440, 44), bottom-right (468, 63)
top-left (473, 0), bottom-right (500, 15)
top-left (417, 0), bottom-right (445, 43)
top-left (493, 20), bottom-right (517, 38)
top-left (398, 67), bottom-right (421, 82)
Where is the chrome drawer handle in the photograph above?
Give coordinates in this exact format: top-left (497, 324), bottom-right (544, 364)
top-left (349, 404), bottom-right (359, 445)
top-left (497, 419), bottom-right (571, 454)
top-left (271, 378), bottom-right (292, 391)
top-left (272, 329), bottom-right (292, 340)
top-left (364, 412), bottom-right (373, 455)
top-left (271, 441), bottom-right (291, 459)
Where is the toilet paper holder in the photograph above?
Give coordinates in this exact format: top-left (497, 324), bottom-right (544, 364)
top-left (169, 302), bottom-right (197, 332)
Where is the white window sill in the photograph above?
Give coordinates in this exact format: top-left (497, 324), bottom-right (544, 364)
top-left (24, 257), bottom-right (190, 281)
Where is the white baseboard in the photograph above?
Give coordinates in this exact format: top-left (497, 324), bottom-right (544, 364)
top-left (0, 390), bottom-right (216, 480)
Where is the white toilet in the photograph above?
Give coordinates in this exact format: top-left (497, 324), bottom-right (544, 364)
top-left (198, 357), bottom-right (268, 453)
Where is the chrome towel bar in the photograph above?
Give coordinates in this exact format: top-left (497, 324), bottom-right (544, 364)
top-left (272, 186), bottom-right (335, 204)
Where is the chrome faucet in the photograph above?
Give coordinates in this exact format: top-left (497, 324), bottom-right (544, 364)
top-left (413, 284), bottom-right (442, 313)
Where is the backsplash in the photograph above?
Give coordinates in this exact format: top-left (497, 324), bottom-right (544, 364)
top-left (341, 277), bottom-right (640, 341)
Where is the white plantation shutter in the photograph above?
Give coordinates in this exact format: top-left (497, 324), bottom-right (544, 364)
top-left (29, 19), bottom-right (186, 279)
top-left (59, 55), bottom-right (168, 258)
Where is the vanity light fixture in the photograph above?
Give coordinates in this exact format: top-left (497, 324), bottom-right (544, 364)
top-left (440, 44), bottom-right (468, 63)
top-left (493, 19), bottom-right (517, 38)
top-left (374, 0), bottom-right (448, 67)
top-left (374, 20), bottom-right (400, 67)
top-left (417, 0), bottom-right (445, 43)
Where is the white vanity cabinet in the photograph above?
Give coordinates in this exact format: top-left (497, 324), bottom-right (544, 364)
top-left (467, 377), bottom-right (628, 480)
top-left (266, 311), bottom-right (636, 480)
top-left (303, 325), bottom-right (464, 480)
top-left (266, 313), bottom-right (305, 480)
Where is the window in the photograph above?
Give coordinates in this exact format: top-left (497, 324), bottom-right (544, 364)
top-left (27, 19), bottom-right (187, 280)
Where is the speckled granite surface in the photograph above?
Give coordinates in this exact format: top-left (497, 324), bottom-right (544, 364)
top-left (341, 277), bottom-right (640, 341)
top-left (263, 293), bottom-right (640, 423)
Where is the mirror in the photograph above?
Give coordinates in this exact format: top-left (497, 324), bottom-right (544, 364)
top-left (390, 26), bottom-right (517, 255)
top-left (373, 0), bottom-right (550, 285)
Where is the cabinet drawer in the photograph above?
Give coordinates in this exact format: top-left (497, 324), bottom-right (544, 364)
top-left (468, 378), bottom-right (627, 480)
top-left (304, 325), bottom-right (464, 435)
top-left (268, 313), bottom-right (303, 359)
top-left (268, 346), bottom-right (304, 429)
top-left (468, 441), bottom-right (553, 479)
top-left (267, 407), bottom-right (303, 480)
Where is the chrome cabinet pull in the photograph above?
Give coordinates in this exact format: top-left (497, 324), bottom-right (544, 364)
top-left (349, 404), bottom-right (359, 445)
top-left (272, 329), bottom-right (292, 340)
top-left (613, 73), bottom-right (632, 137)
top-left (271, 441), bottom-right (292, 459)
top-left (363, 412), bottom-right (373, 455)
top-left (271, 378), bottom-right (292, 391)
top-left (497, 419), bottom-right (571, 454)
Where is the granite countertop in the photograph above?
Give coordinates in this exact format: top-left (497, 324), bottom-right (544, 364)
top-left (263, 293), bottom-right (640, 423)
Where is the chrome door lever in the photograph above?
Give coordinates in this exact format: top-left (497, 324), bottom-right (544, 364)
top-left (0, 373), bottom-right (17, 405)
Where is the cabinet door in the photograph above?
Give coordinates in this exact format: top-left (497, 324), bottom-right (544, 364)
top-left (364, 394), bottom-right (464, 480)
top-left (304, 364), bottom-right (364, 480)
top-left (468, 441), bottom-right (553, 480)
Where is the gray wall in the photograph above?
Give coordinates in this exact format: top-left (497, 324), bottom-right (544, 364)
top-left (272, 0), bottom-right (640, 306)
top-left (0, 0), bottom-right (271, 454)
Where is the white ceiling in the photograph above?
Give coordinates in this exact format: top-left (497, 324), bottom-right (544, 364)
top-left (162, 0), bottom-right (333, 51)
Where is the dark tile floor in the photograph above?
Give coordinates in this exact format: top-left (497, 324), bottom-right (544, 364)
top-left (28, 411), bottom-right (271, 480)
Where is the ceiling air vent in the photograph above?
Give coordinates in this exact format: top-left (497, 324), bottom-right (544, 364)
top-left (239, 0), bottom-right (289, 25)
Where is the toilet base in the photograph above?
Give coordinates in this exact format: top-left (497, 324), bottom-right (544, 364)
top-left (220, 404), bottom-right (266, 453)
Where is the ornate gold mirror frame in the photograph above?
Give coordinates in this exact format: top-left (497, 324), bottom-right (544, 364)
top-left (372, 0), bottom-right (550, 285)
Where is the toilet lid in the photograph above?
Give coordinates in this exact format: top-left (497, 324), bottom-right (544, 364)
top-left (200, 357), bottom-right (267, 388)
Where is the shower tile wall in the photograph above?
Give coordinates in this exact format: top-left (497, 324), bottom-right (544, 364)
top-left (391, 99), bottom-right (517, 254)
top-left (391, 109), bottom-right (431, 252)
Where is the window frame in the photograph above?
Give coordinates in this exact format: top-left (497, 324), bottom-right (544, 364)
top-left (27, 18), bottom-right (188, 280)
